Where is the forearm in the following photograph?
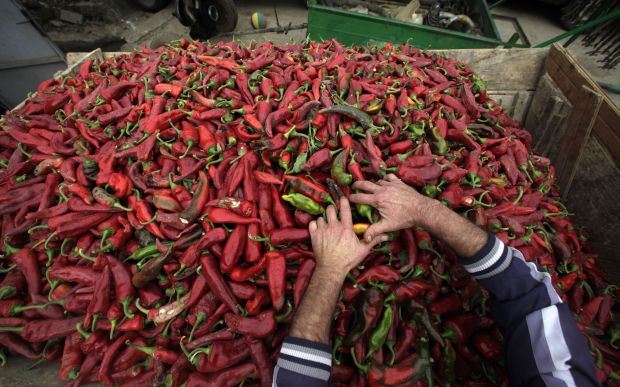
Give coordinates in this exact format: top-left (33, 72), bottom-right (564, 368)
top-left (289, 266), bottom-right (344, 344)
top-left (273, 267), bottom-right (342, 387)
top-left (419, 200), bottom-right (488, 257)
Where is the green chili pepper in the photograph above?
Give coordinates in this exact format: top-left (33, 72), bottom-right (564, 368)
top-left (366, 302), bottom-right (394, 359)
top-left (422, 184), bottom-right (439, 198)
top-left (420, 337), bottom-right (434, 387)
top-left (126, 243), bottom-right (160, 261)
top-left (282, 193), bottom-right (324, 215)
top-left (429, 125), bottom-right (448, 155)
top-left (443, 341), bottom-right (456, 386)
top-left (331, 151), bottom-right (352, 186)
top-left (356, 202), bottom-right (374, 223)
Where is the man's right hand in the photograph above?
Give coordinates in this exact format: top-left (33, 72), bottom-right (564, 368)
top-left (349, 174), bottom-right (438, 243)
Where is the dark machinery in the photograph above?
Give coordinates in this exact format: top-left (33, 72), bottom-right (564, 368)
top-left (133, 0), bottom-right (238, 39)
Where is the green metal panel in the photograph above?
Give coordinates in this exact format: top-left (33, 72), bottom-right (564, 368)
top-left (307, 0), bottom-right (506, 49)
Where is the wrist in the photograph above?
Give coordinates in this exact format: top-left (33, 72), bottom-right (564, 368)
top-left (410, 197), bottom-right (442, 230)
top-left (314, 262), bottom-right (348, 283)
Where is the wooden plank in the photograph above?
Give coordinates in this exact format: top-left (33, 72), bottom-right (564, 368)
top-left (566, 135), bottom-right (620, 279)
top-left (435, 48), bottom-right (548, 91)
top-left (553, 85), bottom-right (602, 194)
top-left (546, 44), bottom-right (620, 170)
top-left (525, 73), bottom-right (572, 158)
top-left (588, 243), bottom-right (620, 285)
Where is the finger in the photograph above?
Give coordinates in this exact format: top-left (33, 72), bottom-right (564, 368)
top-left (309, 221), bottom-right (317, 233)
top-left (377, 179), bottom-right (390, 186)
top-left (363, 221), bottom-right (391, 243)
top-left (349, 193), bottom-right (376, 206)
top-left (385, 173), bottom-right (400, 182)
top-left (339, 197), bottom-right (353, 228)
top-left (317, 217), bottom-right (326, 228)
top-left (352, 180), bottom-right (381, 193)
top-left (366, 233), bottom-right (390, 249)
top-left (326, 205), bottom-right (338, 224)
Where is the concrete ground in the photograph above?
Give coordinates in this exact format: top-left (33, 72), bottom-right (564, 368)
top-left (1, 1), bottom-right (618, 385)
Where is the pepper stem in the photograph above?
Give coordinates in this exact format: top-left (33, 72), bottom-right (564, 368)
top-left (0, 326), bottom-right (23, 333)
top-left (75, 322), bottom-right (90, 340)
top-left (349, 347), bottom-right (369, 374)
top-left (134, 298), bottom-right (150, 315)
top-left (275, 301), bottom-right (293, 322)
top-left (188, 312), bottom-right (206, 343)
top-left (188, 345), bottom-right (212, 365)
top-left (125, 340), bottom-right (157, 356)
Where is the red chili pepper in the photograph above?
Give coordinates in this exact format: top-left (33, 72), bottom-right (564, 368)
top-left (85, 264), bottom-right (111, 329)
top-left (430, 293), bottom-right (462, 315)
top-left (266, 251), bottom-right (286, 311)
top-left (154, 83), bottom-right (182, 98)
top-left (207, 207), bottom-right (260, 224)
top-left (293, 259), bottom-right (316, 307)
top-left (199, 254), bottom-right (240, 314)
top-left (472, 333), bottom-right (502, 360)
top-left (230, 256), bottom-right (266, 283)
top-left (356, 265), bottom-right (401, 285)
top-left (253, 170), bottom-right (283, 185)
top-left (9, 248), bottom-right (40, 299)
top-left (283, 175), bottom-right (331, 204)
top-left (186, 363), bottom-right (257, 387)
top-left (224, 309), bottom-right (276, 338)
top-left (269, 227), bottom-right (310, 245)
top-left (369, 354), bottom-right (429, 386)
top-left (271, 185), bottom-right (295, 228)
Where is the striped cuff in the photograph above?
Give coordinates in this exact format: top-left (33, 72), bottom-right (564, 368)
top-left (276, 336), bottom-right (332, 382)
top-left (459, 234), bottom-right (512, 280)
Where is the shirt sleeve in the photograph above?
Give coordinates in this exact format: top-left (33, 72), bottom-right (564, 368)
top-left (460, 233), bottom-right (600, 387)
top-left (273, 336), bottom-right (332, 387)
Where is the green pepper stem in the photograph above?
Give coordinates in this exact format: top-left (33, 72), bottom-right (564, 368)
top-left (75, 322), bottom-right (90, 339)
top-left (0, 326), bottom-right (23, 333)
top-left (189, 312), bottom-right (206, 343)
top-left (134, 298), bottom-right (150, 315)
top-left (275, 301), bottom-right (293, 322)
top-left (125, 340), bottom-right (157, 356)
top-left (350, 347), bottom-right (369, 374)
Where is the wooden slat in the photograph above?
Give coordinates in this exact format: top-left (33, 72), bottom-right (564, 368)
top-left (434, 48), bottom-right (548, 91)
top-left (552, 84), bottom-right (602, 194)
top-left (589, 242), bottom-right (620, 285)
top-left (546, 44), bottom-right (620, 170)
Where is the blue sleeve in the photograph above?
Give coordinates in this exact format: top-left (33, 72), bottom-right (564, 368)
top-left (274, 336), bottom-right (331, 387)
top-left (460, 234), bottom-right (600, 387)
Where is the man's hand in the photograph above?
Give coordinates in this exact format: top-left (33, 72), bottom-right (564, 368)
top-left (350, 174), bottom-right (437, 243)
top-left (309, 197), bottom-right (387, 276)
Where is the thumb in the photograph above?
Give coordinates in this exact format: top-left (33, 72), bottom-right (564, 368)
top-left (364, 221), bottom-right (391, 243)
top-left (366, 233), bottom-right (389, 249)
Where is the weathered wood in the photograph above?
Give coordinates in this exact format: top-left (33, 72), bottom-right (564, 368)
top-left (566, 135), bottom-right (620, 283)
top-left (554, 85), bottom-right (602, 195)
top-left (525, 73), bottom-right (572, 158)
top-left (434, 48), bottom-right (549, 91)
top-left (61, 49), bottom-right (104, 77)
top-left (545, 44), bottom-right (620, 170)
top-left (589, 243), bottom-right (620, 285)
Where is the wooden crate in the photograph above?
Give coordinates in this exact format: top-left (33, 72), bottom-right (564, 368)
top-left (63, 45), bottom-right (620, 283)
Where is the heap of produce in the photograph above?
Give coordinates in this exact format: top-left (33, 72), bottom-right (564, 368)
top-left (0, 38), bottom-right (618, 386)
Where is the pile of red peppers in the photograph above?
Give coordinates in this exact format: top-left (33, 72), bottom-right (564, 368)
top-left (0, 38), bottom-right (618, 386)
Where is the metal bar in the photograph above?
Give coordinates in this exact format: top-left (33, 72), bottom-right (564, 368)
top-left (534, 8), bottom-right (620, 48)
top-left (493, 13), bottom-right (531, 48)
top-left (563, 33), bottom-right (580, 48)
top-left (0, 55), bottom-right (64, 71)
top-left (488, 0), bottom-right (510, 10)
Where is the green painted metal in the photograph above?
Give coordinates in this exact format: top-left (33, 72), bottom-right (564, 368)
top-left (306, 0), bottom-right (521, 49)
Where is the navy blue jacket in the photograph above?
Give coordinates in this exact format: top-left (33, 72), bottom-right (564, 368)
top-left (274, 234), bottom-right (600, 386)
